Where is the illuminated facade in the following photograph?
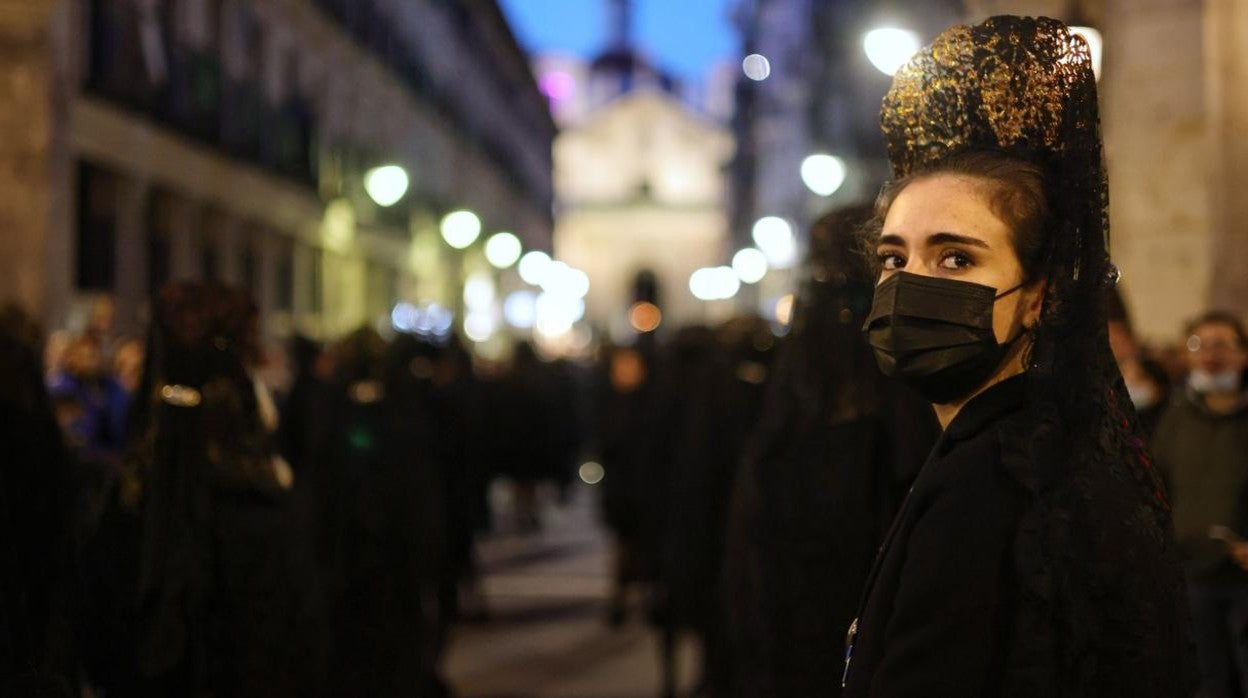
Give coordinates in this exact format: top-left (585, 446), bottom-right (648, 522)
top-left (0, 0), bottom-right (554, 341)
top-left (553, 89), bottom-right (734, 336)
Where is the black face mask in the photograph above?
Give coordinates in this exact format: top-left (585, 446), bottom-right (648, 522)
top-left (863, 271), bottom-right (1027, 405)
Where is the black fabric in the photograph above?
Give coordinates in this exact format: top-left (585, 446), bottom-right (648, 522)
top-left (843, 375), bottom-right (1030, 697)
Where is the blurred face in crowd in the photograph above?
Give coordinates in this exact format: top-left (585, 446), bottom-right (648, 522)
top-left (876, 174), bottom-right (1046, 354)
top-left (1187, 320), bottom-right (1247, 391)
top-left (113, 339), bottom-right (144, 393)
top-left (63, 338), bottom-right (102, 379)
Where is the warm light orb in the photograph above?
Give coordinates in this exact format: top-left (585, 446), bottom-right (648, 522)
top-left (732, 248), bottom-right (768, 284)
top-left (364, 165), bottom-right (409, 207)
top-left (628, 302), bottom-right (663, 333)
top-left (579, 462), bottom-right (606, 485)
top-left (440, 210), bottom-right (482, 249)
top-left (485, 232), bottom-right (523, 269)
top-left (800, 153), bottom-right (848, 197)
top-left (863, 27), bottom-right (921, 76)
top-left (775, 293), bottom-right (796, 326)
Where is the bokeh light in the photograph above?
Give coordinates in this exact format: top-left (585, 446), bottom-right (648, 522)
top-left (364, 165), bottom-right (409, 207)
top-left (440, 210), bottom-right (482, 249)
top-left (485, 232), bottom-right (523, 269)
top-left (800, 153), bottom-right (847, 197)
top-left (518, 250), bottom-right (552, 285)
top-left (628, 302), bottom-right (662, 332)
top-left (863, 27), bottom-right (921, 76)
top-left (752, 216), bottom-right (798, 268)
top-left (732, 248), bottom-right (768, 284)
top-left (742, 53), bottom-right (771, 81)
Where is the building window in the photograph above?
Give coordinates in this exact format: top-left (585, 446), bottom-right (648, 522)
top-left (76, 162), bottom-right (119, 291)
top-left (146, 191), bottom-right (175, 295)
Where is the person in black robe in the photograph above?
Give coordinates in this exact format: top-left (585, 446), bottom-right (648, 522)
top-left (723, 206), bottom-right (936, 698)
top-left (81, 282), bottom-right (325, 697)
top-left (319, 327), bottom-right (441, 698)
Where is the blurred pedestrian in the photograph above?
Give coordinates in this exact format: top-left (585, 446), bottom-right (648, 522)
top-left (1153, 310), bottom-right (1248, 697)
top-left (843, 17), bottom-right (1192, 696)
top-left (80, 282), bottom-right (323, 697)
top-left (0, 303), bottom-right (77, 697)
top-left (724, 206), bottom-right (936, 698)
top-left (1107, 288), bottom-right (1170, 438)
top-left (595, 342), bottom-right (660, 627)
top-left (319, 327), bottom-right (440, 697)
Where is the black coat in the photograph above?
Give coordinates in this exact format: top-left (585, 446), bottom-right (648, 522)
top-left (842, 376), bottom-right (1028, 697)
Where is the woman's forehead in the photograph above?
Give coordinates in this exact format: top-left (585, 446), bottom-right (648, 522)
top-left (882, 175), bottom-right (1010, 243)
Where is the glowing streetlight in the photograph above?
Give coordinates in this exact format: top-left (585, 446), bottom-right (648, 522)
top-left (364, 165), bottom-right (409, 207)
top-left (801, 153), bottom-right (848, 197)
top-left (863, 27), bottom-right (921, 76)
top-left (689, 266), bottom-right (741, 301)
top-left (440, 210), bottom-right (481, 249)
top-left (518, 250), bottom-right (552, 285)
top-left (485, 232), bottom-right (523, 269)
top-left (742, 53), bottom-right (771, 81)
top-left (1069, 26), bottom-right (1103, 81)
top-left (752, 216), bottom-right (798, 269)
top-left (732, 248), bottom-right (768, 284)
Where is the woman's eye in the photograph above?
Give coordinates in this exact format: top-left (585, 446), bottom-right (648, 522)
top-left (878, 252), bottom-right (905, 270)
top-left (939, 250), bottom-right (973, 270)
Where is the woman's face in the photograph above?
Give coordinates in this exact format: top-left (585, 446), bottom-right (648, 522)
top-left (876, 173), bottom-right (1044, 344)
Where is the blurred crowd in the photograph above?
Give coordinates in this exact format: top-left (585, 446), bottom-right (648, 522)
top-left (1, 206), bottom-right (1247, 698)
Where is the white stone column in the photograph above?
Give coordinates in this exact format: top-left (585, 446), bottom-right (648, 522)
top-left (1205, 0), bottom-right (1248, 317)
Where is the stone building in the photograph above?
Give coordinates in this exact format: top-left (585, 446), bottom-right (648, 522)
top-left (0, 0), bottom-right (555, 341)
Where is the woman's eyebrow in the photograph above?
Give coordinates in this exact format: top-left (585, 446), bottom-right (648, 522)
top-left (878, 233), bottom-right (907, 247)
top-left (926, 231), bottom-right (990, 249)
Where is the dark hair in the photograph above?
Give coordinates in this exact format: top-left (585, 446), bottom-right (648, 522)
top-left (1185, 310), bottom-right (1248, 349)
top-left (872, 149), bottom-right (1051, 283)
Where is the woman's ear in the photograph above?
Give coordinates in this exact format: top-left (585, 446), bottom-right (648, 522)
top-left (1023, 280), bottom-right (1047, 328)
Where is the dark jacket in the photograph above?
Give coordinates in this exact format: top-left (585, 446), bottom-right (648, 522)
top-left (842, 376), bottom-right (1027, 697)
top-left (1152, 388), bottom-right (1248, 581)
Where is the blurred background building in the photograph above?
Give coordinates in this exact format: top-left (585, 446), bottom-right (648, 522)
top-left (0, 0), bottom-right (1245, 350)
top-left (547, 0), bottom-right (735, 339)
top-left (0, 0), bottom-right (554, 342)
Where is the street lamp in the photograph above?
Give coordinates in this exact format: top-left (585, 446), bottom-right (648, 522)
top-left (732, 248), bottom-right (768, 284)
top-left (364, 165), bottom-right (409, 207)
top-left (440, 210), bottom-right (481, 249)
top-left (518, 250), bottom-right (552, 285)
top-left (800, 153), bottom-right (847, 197)
top-left (485, 232), bottom-right (523, 269)
top-left (863, 27), bottom-right (921, 76)
top-left (752, 216), bottom-right (798, 269)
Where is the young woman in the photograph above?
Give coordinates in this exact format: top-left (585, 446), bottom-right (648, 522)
top-left (841, 16), bottom-right (1194, 697)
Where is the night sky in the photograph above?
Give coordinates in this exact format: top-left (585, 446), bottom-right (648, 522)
top-left (498, 0), bottom-right (739, 86)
